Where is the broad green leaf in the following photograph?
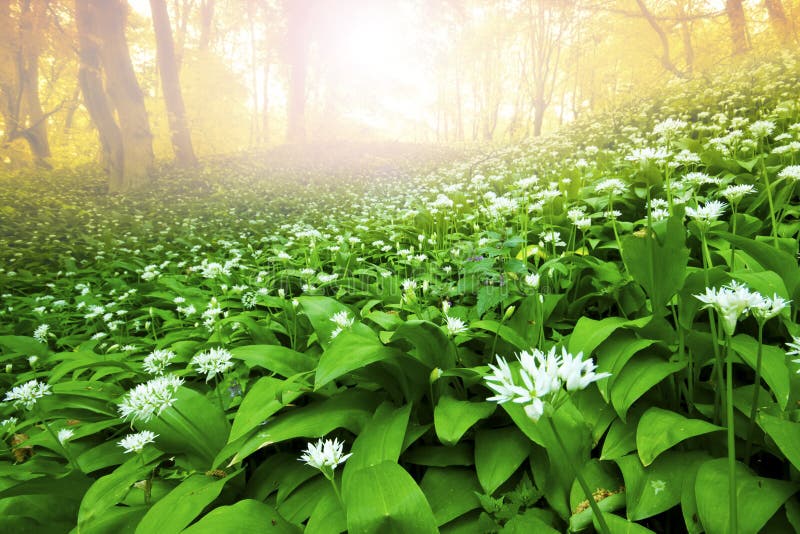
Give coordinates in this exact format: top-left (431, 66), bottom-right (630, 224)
top-left (77, 447), bottom-right (161, 530)
top-left (471, 320), bottom-right (529, 351)
top-left (0, 335), bottom-right (50, 357)
top-left (621, 212), bottom-right (689, 316)
top-left (229, 389), bottom-right (379, 465)
top-left (135, 472), bottom-right (240, 534)
top-left (345, 402), bottom-right (410, 475)
top-left (713, 231), bottom-right (800, 300)
top-left (420, 467), bottom-right (482, 526)
top-left (503, 507), bottom-right (560, 533)
top-left (610, 355), bottom-right (685, 421)
top-left (228, 376), bottom-right (303, 443)
top-left (137, 386), bottom-right (229, 469)
top-left (344, 460), bottom-right (438, 533)
top-left (434, 395), bottom-right (495, 446)
top-left (404, 444), bottom-right (474, 467)
top-left (759, 413), bottom-right (800, 472)
top-left (298, 296), bottom-right (352, 350)
top-left (568, 316), bottom-right (650, 359)
top-left (731, 334), bottom-right (789, 409)
top-left (596, 512), bottom-right (657, 533)
top-left (315, 329), bottom-right (405, 389)
top-left (636, 407), bottom-right (722, 466)
top-left (229, 345), bottom-right (316, 377)
top-left (594, 333), bottom-right (656, 401)
top-left (695, 458), bottom-right (797, 534)
top-left (390, 320), bottom-right (457, 370)
top-left (475, 426), bottom-right (531, 494)
top-left (617, 451), bottom-right (706, 521)
top-left (183, 499), bottom-right (300, 533)
top-left (305, 487), bottom-right (346, 534)
top-left (277, 476), bottom-right (330, 524)
top-left (601, 417), bottom-right (637, 461)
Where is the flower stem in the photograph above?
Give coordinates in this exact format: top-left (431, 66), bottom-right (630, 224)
top-left (724, 334), bottom-right (738, 534)
top-left (546, 417), bottom-right (610, 534)
top-left (744, 322), bottom-right (765, 465)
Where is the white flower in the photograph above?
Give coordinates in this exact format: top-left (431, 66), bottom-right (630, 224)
top-left (778, 165), bottom-right (800, 181)
top-left (117, 375), bottom-right (184, 422)
top-left (557, 348), bottom-right (611, 391)
top-left (57, 428), bottom-right (74, 444)
top-left (524, 273), bottom-right (541, 289)
top-left (299, 438), bottom-right (352, 474)
top-left (749, 120), bottom-right (775, 138)
top-left (444, 316), bottom-right (468, 337)
top-left (484, 347), bottom-right (608, 422)
top-left (3, 380), bottom-right (52, 410)
top-left (595, 178), bottom-right (627, 196)
top-left (685, 200), bottom-right (727, 227)
top-left (695, 281), bottom-right (762, 336)
top-left (722, 184), bottom-right (756, 203)
top-left (33, 324), bottom-right (49, 343)
top-left (191, 347), bottom-right (235, 382)
top-left (118, 430), bottom-right (159, 454)
top-left (143, 349), bottom-right (177, 375)
top-left (330, 311), bottom-right (354, 330)
top-left (751, 293), bottom-right (790, 323)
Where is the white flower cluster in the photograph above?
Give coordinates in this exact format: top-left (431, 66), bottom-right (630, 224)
top-left (190, 347), bottom-right (234, 381)
top-left (117, 375), bottom-right (184, 422)
top-left (695, 281), bottom-right (790, 336)
top-left (118, 430), bottom-right (159, 454)
top-left (299, 437), bottom-right (352, 474)
top-left (3, 380), bottom-right (52, 410)
top-left (330, 310), bottom-right (355, 340)
top-left (484, 347), bottom-right (610, 422)
top-left (142, 349), bottom-right (177, 375)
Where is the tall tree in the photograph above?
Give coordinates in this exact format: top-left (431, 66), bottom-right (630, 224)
top-left (75, 0), bottom-right (154, 192)
top-left (527, 0), bottom-right (570, 137)
top-left (150, 0), bottom-right (197, 166)
top-left (198, 0), bottom-right (214, 51)
top-left (764, 0), bottom-right (793, 45)
top-left (285, 0), bottom-right (311, 144)
top-left (0, 0), bottom-right (53, 168)
top-left (725, 0), bottom-right (749, 54)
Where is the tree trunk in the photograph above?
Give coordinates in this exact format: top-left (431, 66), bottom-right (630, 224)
top-left (286, 0), bottom-right (310, 144)
top-left (725, 0), bottom-right (749, 55)
top-left (199, 0), bottom-right (214, 51)
top-left (764, 0), bottom-right (792, 45)
top-left (150, 0), bottom-right (196, 166)
top-left (75, 0), bottom-right (124, 185)
top-left (262, 60), bottom-right (270, 144)
top-left (76, 0), bottom-right (154, 192)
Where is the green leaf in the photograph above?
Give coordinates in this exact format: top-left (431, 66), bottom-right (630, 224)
top-left (390, 320), bottom-right (457, 370)
top-left (610, 355), bottom-right (685, 421)
top-left (346, 402), bottom-right (410, 474)
top-left (475, 427), bottom-right (531, 494)
top-left (315, 329), bottom-right (405, 389)
top-left (77, 448), bottom-right (161, 530)
top-left (229, 376), bottom-right (303, 443)
top-left (135, 472), bottom-right (240, 534)
top-left (298, 296), bottom-right (352, 350)
top-left (617, 451), bottom-right (706, 521)
top-left (503, 508), bottom-right (560, 533)
top-left (344, 461), bottom-right (438, 533)
top-left (229, 345), bottom-right (316, 377)
top-left (695, 458), bottom-right (797, 534)
top-left (621, 213), bottom-right (689, 316)
top-left (182, 499), bottom-right (300, 533)
top-left (595, 332), bottom-right (657, 401)
top-left (228, 389), bottom-right (379, 465)
top-left (568, 316), bottom-right (650, 359)
top-left (138, 386), bottom-right (229, 469)
top-left (714, 231), bottom-right (800, 301)
top-left (305, 487), bottom-right (346, 534)
top-left (471, 320), bottom-right (529, 351)
top-left (601, 417), bottom-right (638, 461)
top-left (636, 407), bottom-right (722, 466)
top-left (759, 413), bottom-right (800, 472)
top-left (0, 335), bottom-right (50, 357)
top-left (731, 334), bottom-right (790, 410)
top-left (434, 395), bottom-right (495, 446)
top-left (420, 468), bottom-right (482, 526)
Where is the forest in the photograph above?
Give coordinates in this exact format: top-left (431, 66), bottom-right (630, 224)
top-left (1, 0), bottom-right (800, 533)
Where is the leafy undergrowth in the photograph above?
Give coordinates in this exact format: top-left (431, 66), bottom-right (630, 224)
top-left (2, 55), bottom-right (800, 533)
